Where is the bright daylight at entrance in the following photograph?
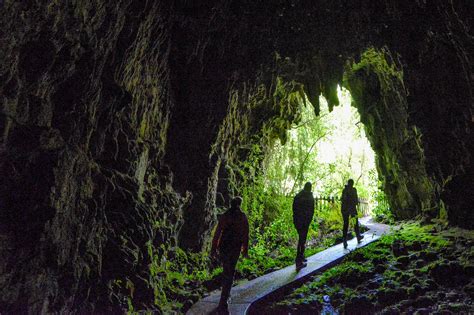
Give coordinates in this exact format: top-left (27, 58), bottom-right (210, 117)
top-left (264, 86), bottom-right (389, 219)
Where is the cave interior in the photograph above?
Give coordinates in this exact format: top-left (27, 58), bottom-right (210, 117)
top-left (0, 0), bottom-right (472, 313)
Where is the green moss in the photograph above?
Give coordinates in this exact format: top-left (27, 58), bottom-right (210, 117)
top-left (350, 48), bottom-right (403, 88)
top-left (111, 243), bottom-right (218, 314)
top-left (268, 221), bottom-right (474, 313)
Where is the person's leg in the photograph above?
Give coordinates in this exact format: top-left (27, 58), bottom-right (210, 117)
top-left (219, 254), bottom-right (239, 308)
top-left (342, 215), bottom-right (349, 248)
top-left (296, 228), bottom-right (304, 264)
top-left (354, 216), bottom-right (363, 242)
top-left (298, 226), bottom-right (309, 263)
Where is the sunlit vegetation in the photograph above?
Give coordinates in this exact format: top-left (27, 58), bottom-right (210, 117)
top-left (264, 87), bottom-right (377, 198)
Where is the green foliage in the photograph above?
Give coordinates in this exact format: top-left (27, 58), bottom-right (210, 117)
top-left (273, 260), bottom-right (374, 310)
top-left (314, 200), bottom-right (343, 235)
top-left (372, 189), bottom-right (392, 222)
top-left (263, 87), bottom-right (383, 207)
top-left (378, 222), bottom-right (451, 249)
top-left (230, 142), bottom-right (345, 280)
top-left (263, 100), bottom-right (330, 196)
top-left (319, 261), bottom-right (372, 285)
top-left (237, 176), bottom-right (318, 278)
top-left (111, 243), bottom-right (216, 314)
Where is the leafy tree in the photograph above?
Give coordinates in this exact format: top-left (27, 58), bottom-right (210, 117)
top-left (264, 87), bottom-right (382, 202)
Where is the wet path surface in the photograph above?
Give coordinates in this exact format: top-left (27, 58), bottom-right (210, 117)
top-left (187, 217), bottom-right (391, 315)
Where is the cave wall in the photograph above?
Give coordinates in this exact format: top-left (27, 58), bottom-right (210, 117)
top-left (0, 0), bottom-right (472, 312)
top-left (0, 1), bottom-right (189, 312)
top-left (345, 48), bottom-right (436, 219)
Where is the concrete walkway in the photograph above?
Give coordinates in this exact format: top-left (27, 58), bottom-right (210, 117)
top-left (187, 217), bottom-right (391, 315)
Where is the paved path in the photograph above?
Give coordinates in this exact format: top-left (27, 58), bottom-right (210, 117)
top-left (187, 217), bottom-right (391, 315)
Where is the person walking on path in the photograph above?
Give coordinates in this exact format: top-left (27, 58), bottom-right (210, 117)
top-left (211, 196), bottom-right (249, 314)
top-left (341, 179), bottom-right (363, 248)
top-left (292, 182), bottom-right (315, 269)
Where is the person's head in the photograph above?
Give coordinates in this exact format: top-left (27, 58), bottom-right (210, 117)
top-left (304, 182), bottom-right (312, 192)
top-left (230, 196), bottom-right (243, 210)
top-left (347, 179), bottom-right (354, 187)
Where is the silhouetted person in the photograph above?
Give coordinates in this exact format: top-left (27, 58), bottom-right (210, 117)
top-left (211, 196), bottom-right (249, 313)
top-left (293, 182), bottom-right (315, 269)
top-left (341, 179), bottom-right (363, 248)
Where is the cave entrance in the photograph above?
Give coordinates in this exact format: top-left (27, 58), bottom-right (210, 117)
top-left (236, 86), bottom-right (390, 273)
top-left (262, 86), bottom-right (388, 224)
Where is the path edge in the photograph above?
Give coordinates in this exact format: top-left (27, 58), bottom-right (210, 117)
top-left (246, 236), bottom-right (381, 314)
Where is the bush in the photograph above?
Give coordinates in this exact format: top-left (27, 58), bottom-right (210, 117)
top-left (372, 189), bottom-right (393, 223)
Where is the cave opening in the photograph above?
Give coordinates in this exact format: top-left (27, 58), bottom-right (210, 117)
top-left (205, 49), bottom-right (423, 280)
top-left (226, 83), bottom-right (393, 281)
top-left (263, 85), bottom-right (386, 215)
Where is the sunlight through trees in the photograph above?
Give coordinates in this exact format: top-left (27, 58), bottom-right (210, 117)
top-left (264, 86), bottom-right (382, 208)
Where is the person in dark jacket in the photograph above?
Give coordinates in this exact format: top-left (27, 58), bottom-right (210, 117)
top-left (211, 196), bottom-right (249, 313)
top-left (293, 182), bottom-right (315, 269)
top-left (341, 179), bottom-right (363, 248)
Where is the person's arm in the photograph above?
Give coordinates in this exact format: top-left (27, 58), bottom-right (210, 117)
top-left (241, 216), bottom-right (249, 258)
top-left (211, 217), bottom-right (224, 257)
top-left (340, 189), bottom-right (346, 212)
top-left (292, 196), bottom-right (298, 225)
top-left (354, 188), bottom-right (360, 212)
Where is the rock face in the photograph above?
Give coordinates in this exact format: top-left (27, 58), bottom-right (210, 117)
top-left (0, 0), bottom-right (472, 312)
top-left (0, 1), bottom-right (189, 312)
top-left (346, 49), bottom-right (436, 219)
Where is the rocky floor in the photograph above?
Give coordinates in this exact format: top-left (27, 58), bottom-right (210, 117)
top-left (257, 222), bottom-right (474, 314)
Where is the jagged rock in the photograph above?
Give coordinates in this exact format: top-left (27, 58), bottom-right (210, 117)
top-left (413, 259), bottom-right (425, 268)
top-left (391, 240), bottom-right (409, 257)
top-left (344, 295), bottom-right (374, 313)
top-left (463, 264), bottom-right (474, 277)
top-left (377, 288), bottom-right (405, 306)
top-left (407, 284), bottom-right (423, 299)
top-left (419, 250), bottom-right (438, 263)
top-left (396, 255), bottom-right (410, 268)
top-left (464, 281), bottom-right (474, 299)
top-left (413, 308), bottom-right (432, 315)
top-left (429, 261), bottom-right (467, 286)
top-left (425, 279), bottom-right (438, 291)
top-left (446, 302), bottom-right (470, 313)
top-left (397, 272), bottom-right (412, 282)
top-left (408, 276), bottom-right (421, 287)
top-left (445, 290), bottom-right (463, 303)
top-left (379, 305), bottom-right (401, 315)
